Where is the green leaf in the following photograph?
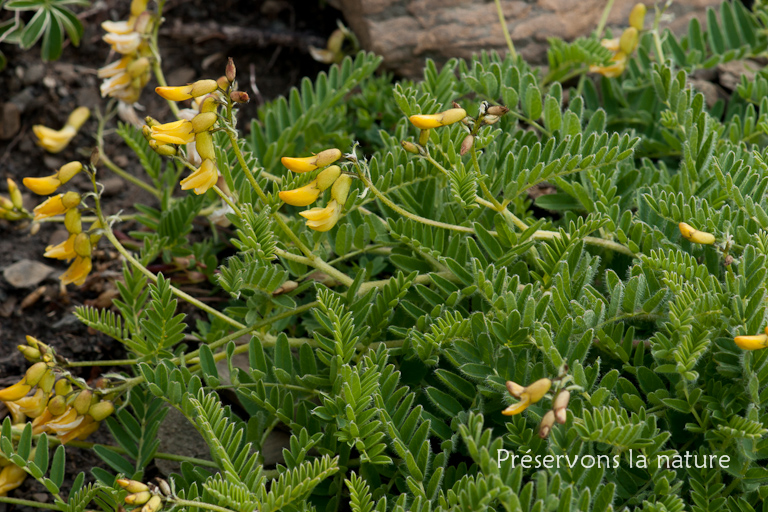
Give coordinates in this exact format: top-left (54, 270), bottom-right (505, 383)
top-left (20, 8), bottom-right (49, 49)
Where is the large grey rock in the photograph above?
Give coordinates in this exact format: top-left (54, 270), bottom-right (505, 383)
top-left (339, 0), bottom-right (721, 78)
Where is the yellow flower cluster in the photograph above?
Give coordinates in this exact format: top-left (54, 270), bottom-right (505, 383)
top-left (33, 106), bottom-right (90, 153)
top-left (280, 149), bottom-right (352, 232)
top-left (0, 339), bottom-right (114, 446)
top-left (0, 179), bottom-right (27, 221)
top-left (118, 479), bottom-right (165, 512)
top-left (502, 378), bottom-right (571, 438)
top-left (145, 80), bottom-right (221, 194)
top-left (24, 161), bottom-right (101, 286)
top-left (590, 3), bottom-right (646, 78)
top-left (734, 326), bottom-right (768, 351)
top-left (98, 0), bottom-right (153, 103)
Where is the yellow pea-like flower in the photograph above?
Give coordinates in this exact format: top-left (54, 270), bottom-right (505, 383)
top-left (0, 380), bottom-right (32, 402)
top-left (155, 79), bottom-right (219, 101)
top-left (589, 52), bottom-right (628, 78)
top-left (279, 182), bottom-right (321, 207)
top-left (679, 222), bottom-right (716, 245)
top-left (180, 159), bottom-right (219, 195)
top-left (103, 32), bottom-right (142, 54)
top-left (409, 108), bottom-right (466, 129)
top-left (24, 161), bottom-right (83, 195)
top-left (502, 378), bottom-right (552, 416)
top-left (33, 107), bottom-right (89, 153)
top-left (97, 56), bottom-right (131, 78)
top-left (300, 200), bottom-right (343, 232)
top-left (32, 192), bottom-right (81, 220)
top-left (281, 148), bottom-right (342, 173)
top-left (0, 463), bottom-right (27, 496)
top-left (734, 334), bottom-right (768, 351)
top-left (150, 119), bottom-right (195, 145)
top-left (60, 256), bottom-right (92, 286)
top-left (619, 27), bottom-right (639, 54)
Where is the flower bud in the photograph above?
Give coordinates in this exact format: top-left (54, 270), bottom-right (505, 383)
top-left (25, 362), bottom-right (49, 387)
top-left (316, 148), bottom-right (343, 168)
top-left (317, 165), bottom-right (341, 191)
top-left (39, 370), bottom-right (55, 393)
top-left (54, 378), bottom-right (72, 396)
top-left (229, 91), bottom-right (249, 103)
top-left (629, 3), bottom-right (646, 31)
top-left (57, 162), bottom-right (83, 184)
top-left (88, 401), bottom-right (115, 421)
top-left (619, 27), bottom-right (638, 54)
top-left (124, 491), bottom-right (152, 505)
top-left (460, 134), bottom-right (474, 156)
top-left (145, 117), bottom-right (161, 128)
top-left (73, 233), bottom-right (92, 258)
top-left (142, 495), bottom-right (163, 512)
top-left (553, 389), bottom-right (570, 424)
top-left (127, 57), bottom-right (150, 78)
top-left (331, 174), bottom-right (352, 205)
top-left (401, 140), bottom-right (419, 154)
top-left (118, 479), bottom-right (150, 493)
top-left (409, 108), bottom-right (467, 129)
top-left (73, 390), bottom-right (93, 415)
top-left (149, 140), bottom-right (177, 157)
top-left (199, 96), bottom-right (218, 114)
top-left (7, 179), bottom-right (23, 210)
top-left (679, 222), bottom-right (715, 245)
top-left (226, 57), bottom-right (236, 83)
top-left (64, 208), bottom-right (82, 234)
top-left (191, 112), bottom-right (217, 133)
top-left (133, 11), bottom-right (152, 34)
top-left (539, 409), bottom-right (556, 438)
top-left (47, 395), bottom-right (67, 416)
top-left (61, 191), bottom-right (81, 209)
top-left (217, 76), bottom-right (230, 90)
top-left (156, 478), bottom-right (171, 496)
top-left (418, 129), bottom-right (430, 147)
top-left (486, 105), bottom-right (509, 116)
top-left (194, 131), bottom-right (215, 161)
top-left (0, 196), bottom-right (13, 210)
top-left (483, 115), bottom-right (501, 125)
top-left (18, 346), bottom-right (41, 362)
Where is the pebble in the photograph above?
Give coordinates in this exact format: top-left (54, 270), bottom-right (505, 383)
top-left (102, 177), bottom-right (124, 197)
top-left (48, 229), bottom-right (69, 247)
top-left (2, 259), bottom-right (54, 288)
top-left (22, 64), bottom-right (45, 86)
top-left (0, 103), bottom-right (20, 140)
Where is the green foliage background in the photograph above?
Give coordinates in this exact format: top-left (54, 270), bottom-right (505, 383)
top-left (8, 1), bottom-right (768, 511)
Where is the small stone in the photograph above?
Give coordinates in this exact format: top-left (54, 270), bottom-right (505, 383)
top-left (23, 64), bottom-right (45, 86)
top-left (3, 259), bottom-right (54, 288)
top-left (0, 103), bottom-right (20, 140)
top-left (43, 156), bottom-right (65, 170)
top-left (48, 229), bottom-right (70, 247)
top-left (102, 177), bottom-right (124, 197)
top-left (42, 75), bottom-right (57, 89)
top-left (33, 493), bottom-right (49, 503)
top-left (52, 314), bottom-right (82, 330)
top-left (166, 67), bottom-right (197, 88)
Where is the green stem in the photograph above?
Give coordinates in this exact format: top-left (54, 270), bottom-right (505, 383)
top-left (596, 0), bottom-right (616, 38)
top-left (0, 497), bottom-right (60, 511)
top-left (65, 358), bottom-right (139, 367)
top-left (149, 0), bottom-right (180, 118)
top-left (493, 0), bottom-right (517, 60)
top-left (172, 499), bottom-right (239, 512)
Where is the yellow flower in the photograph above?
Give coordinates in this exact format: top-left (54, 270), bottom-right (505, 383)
top-left (679, 222), bottom-right (715, 245)
top-left (24, 161), bottom-right (83, 195)
top-left (279, 165), bottom-right (342, 206)
top-left (409, 108), bottom-right (466, 129)
top-left (33, 107), bottom-right (90, 153)
top-left (281, 148), bottom-right (342, 173)
top-left (0, 380), bottom-right (31, 402)
top-left (300, 200), bottom-right (343, 232)
top-left (589, 52), bottom-right (628, 78)
top-left (103, 32), bottom-right (142, 54)
top-left (502, 378), bottom-right (551, 416)
top-left (44, 234), bottom-right (76, 260)
top-left (150, 119), bottom-right (195, 145)
top-left (155, 79), bottom-right (219, 101)
top-left (32, 192), bottom-right (80, 220)
top-left (180, 158), bottom-right (218, 195)
top-left (0, 463), bottom-right (27, 496)
top-left (280, 182), bottom-right (321, 207)
top-left (60, 235), bottom-right (92, 286)
top-left (734, 334), bottom-right (768, 351)
top-left (600, 37), bottom-right (620, 52)
top-left (101, 20), bottom-right (135, 35)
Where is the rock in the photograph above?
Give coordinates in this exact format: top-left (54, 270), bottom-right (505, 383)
top-left (718, 59), bottom-right (759, 91)
top-left (338, 0), bottom-right (722, 78)
top-left (48, 229), bottom-right (70, 247)
top-left (689, 79), bottom-right (721, 108)
top-left (0, 103), bottom-right (20, 140)
top-left (102, 177), bottom-right (124, 197)
top-left (156, 406), bottom-right (214, 476)
top-left (166, 67), bottom-right (197, 88)
top-left (43, 156), bottom-right (65, 171)
top-left (22, 64), bottom-right (45, 86)
top-left (3, 259), bottom-right (54, 288)
top-left (52, 314), bottom-right (82, 330)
